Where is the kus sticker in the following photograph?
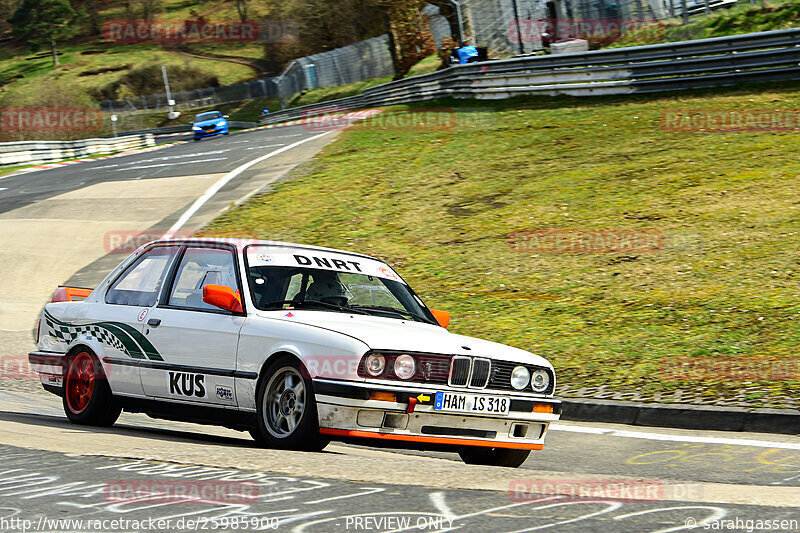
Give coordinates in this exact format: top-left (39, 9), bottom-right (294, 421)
top-left (168, 371), bottom-right (206, 398)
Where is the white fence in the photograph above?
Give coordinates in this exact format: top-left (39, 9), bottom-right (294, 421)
top-left (0, 134), bottom-right (155, 167)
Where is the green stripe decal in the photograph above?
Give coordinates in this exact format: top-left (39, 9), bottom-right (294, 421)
top-left (44, 310), bottom-right (163, 361)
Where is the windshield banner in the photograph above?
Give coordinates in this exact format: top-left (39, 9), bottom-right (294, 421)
top-left (247, 247), bottom-right (405, 284)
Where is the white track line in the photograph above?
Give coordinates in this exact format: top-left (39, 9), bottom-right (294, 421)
top-left (112, 157), bottom-right (226, 171)
top-left (550, 423), bottom-right (800, 450)
top-left (164, 130), bottom-right (334, 236)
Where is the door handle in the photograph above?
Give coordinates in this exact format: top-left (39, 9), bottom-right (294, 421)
top-left (147, 318), bottom-right (161, 327)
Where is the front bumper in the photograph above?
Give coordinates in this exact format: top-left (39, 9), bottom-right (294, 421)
top-left (194, 126), bottom-right (227, 137)
top-left (314, 379), bottom-right (560, 450)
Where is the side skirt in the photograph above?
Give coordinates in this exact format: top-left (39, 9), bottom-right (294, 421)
top-left (116, 396), bottom-right (257, 432)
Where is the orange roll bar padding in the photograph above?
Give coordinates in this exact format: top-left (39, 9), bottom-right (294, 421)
top-left (51, 287), bottom-right (93, 302)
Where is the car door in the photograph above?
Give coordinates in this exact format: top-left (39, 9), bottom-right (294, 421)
top-left (80, 245), bottom-right (181, 396)
top-left (140, 244), bottom-right (245, 407)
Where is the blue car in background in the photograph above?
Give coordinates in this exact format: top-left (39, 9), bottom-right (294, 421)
top-left (192, 111), bottom-right (229, 141)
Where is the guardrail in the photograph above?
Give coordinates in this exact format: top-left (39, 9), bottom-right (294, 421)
top-left (114, 121), bottom-right (258, 137)
top-left (260, 28), bottom-right (800, 125)
top-left (0, 134), bottom-right (155, 167)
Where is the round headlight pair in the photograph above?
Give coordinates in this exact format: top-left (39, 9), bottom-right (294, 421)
top-left (511, 365), bottom-right (551, 392)
top-left (364, 354), bottom-right (416, 380)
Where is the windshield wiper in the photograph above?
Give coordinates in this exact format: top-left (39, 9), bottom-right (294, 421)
top-left (349, 305), bottom-right (435, 324)
top-left (261, 300), bottom-right (370, 315)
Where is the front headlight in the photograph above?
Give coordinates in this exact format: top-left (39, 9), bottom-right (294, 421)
top-left (217, 120), bottom-right (226, 126)
top-left (394, 354), bottom-right (416, 380)
top-left (192, 126), bottom-right (201, 130)
top-left (364, 354), bottom-right (385, 377)
top-left (510, 366), bottom-right (530, 390)
top-left (531, 369), bottom-right (551, 393)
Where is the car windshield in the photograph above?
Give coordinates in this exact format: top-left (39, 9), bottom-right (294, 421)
top-left (246, 265), bottom-right (437, 324)
top-left (195, 112), bottom-right (222, 122)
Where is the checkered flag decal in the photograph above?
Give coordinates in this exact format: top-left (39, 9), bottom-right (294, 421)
top-left (45, 317), bottom-right (130, 356)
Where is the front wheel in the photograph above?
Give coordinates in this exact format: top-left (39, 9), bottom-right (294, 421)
top-left (458, 447), bottom-right (530, 468)
top-left (63, 350), bottom-right (121, 426)
top-left (252, 355), bottom-right (327, 451)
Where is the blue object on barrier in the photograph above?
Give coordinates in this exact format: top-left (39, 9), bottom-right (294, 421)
top-left (457, 45), bottom-right (479, 64)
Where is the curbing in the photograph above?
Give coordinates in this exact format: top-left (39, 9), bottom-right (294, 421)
top-left (561, 397), bottom-right (800, 435)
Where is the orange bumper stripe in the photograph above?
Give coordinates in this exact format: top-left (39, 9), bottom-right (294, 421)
top-left (320, 428), bottom-right (544, 450)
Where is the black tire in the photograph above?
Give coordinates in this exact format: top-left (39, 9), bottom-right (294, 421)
top-left (194, 137), bottom-right (200, 142)
top-left (62, 349), bottom-right (121, 426)
top-left (458, 447), bottom-right (530, 468)
top-left (252, 355), bottom-right (327, 451)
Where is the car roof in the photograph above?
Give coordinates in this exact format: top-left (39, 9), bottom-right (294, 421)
top-left (147, 238), bottom-right (383, 263)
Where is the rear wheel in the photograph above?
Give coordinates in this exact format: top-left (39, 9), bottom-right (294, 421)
top-left (252, 355), bottom-right (327, 451)
top-left (458, 447), bottom-right (530, 468)
top-left (63, 350), bottom-right (121, 426)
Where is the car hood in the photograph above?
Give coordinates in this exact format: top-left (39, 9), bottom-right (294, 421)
top-left (254, 310), bottom-right (552, 368)
top-left (194, 118), bottom-right (225, 126)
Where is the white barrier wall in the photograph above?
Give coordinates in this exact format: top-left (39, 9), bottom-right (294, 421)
top-left (0, 134), bottom-right (156, 167)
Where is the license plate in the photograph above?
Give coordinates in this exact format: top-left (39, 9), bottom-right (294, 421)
top-left (434, 392), bottom-right (510, 415)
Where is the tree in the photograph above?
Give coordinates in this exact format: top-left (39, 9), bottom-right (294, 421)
top-left (74, 0), bottom-right (100, 35)
top-left (139, 0), bottom-right (163, 22)
top-left (8, 0), bottom-right (80, 67)
top-left (379, 0), bottom-right (436, 77)
top-left (235, 0), bottom-right (248, 21)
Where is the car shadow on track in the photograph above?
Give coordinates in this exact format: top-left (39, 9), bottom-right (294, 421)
top-left (0, 409), bottom-right (358, 456)
top-left (0, 409), bottom-right (256, 447)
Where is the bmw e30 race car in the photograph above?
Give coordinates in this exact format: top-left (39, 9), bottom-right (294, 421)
top-left (29, 238), bottom-right (560, 467)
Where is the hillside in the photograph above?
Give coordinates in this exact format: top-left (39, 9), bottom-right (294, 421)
top-left (608, 0), bottom-right (800, 48)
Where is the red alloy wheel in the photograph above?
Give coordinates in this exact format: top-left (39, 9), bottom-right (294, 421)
top-left (65, 352), bottom-right (96, 414)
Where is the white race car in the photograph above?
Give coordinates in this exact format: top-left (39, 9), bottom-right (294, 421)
top-left (30, 238), bottom-right (560, 467)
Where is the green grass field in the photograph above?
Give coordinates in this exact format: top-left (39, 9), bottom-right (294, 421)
top-left (0, 42), bottom-right (254, 97)
top-left (200, 81), bottom-right (800, 406)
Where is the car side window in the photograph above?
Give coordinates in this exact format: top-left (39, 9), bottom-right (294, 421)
top-left (169, 247), bottom-right (239, 311)
top-left (106, 246), bottom-right (179, 307)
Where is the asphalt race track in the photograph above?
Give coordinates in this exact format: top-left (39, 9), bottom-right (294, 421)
top-left (0, 125), bottom-right (336, 360)
top-left (0, 126), bottom-right (328, 215)
top-left (0, 125), bottom-right (798, 532)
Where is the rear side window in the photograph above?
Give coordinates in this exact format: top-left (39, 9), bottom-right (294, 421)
top-left (106, 247), bottom-right (179, 307)
top-left (168, 247), bottom-right (239, 311)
